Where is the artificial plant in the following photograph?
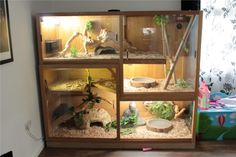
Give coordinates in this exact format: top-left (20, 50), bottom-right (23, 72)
top-left (176, 79), bottom-right (189, 88)
top-left (70, 46), bottom-right (78, 57)
top-left (148, 101), bottom-right (175, 120)
top-left (105, 113), bottom-right (138, 135)
top-left (54, 69), bottom-right (113, 129)
top-left (86, 21), bottom-right (93, 32)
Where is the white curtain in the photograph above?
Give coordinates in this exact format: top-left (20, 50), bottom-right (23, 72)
top-left (200, 0), bottom-right (236, 95)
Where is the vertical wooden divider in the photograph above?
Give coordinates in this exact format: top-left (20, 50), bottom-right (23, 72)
top-left (117, 15), bottom-right (124, 141)
top-left (192, 12), bottom-right (203, 145)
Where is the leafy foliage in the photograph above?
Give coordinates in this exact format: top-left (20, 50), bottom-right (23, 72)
top-left (148, 101), bottom-right (175, 120)
top-left (176, 79), bottom-right (189, 88)
top-left (82, 74), bottom-right (102, 109)
top-left (86, 21), bottom-right (93, 32)
top-left (153, 15), bottom-right (169, 25)
top-left (104, 113), bottom-right (138, 133)
top-left (104, 120), bottom-right (117, 132)
top-left (70, 46), bottom-right (78, 57)
top-left (67, 71), bottom-right (102, 128)
top-left (120, 113), bottom-right (138, 127)
top-left (184, 47), bottom-right (189, 55)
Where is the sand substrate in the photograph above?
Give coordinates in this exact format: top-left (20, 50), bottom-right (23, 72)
top-left (46, 53), bottom-right (120, 60)
top-left (53, 119), bottom-right (191, 139)
top-left (121, 118), bottom-right (192, 139)
top-left (124, 51), bottom-right (165, 60)
top-left (45, 51), bottom-right (164, 60)
top-left (124, 78), bottom-right (194, 92)
top-left (53, 126), bottom-right (117, 138)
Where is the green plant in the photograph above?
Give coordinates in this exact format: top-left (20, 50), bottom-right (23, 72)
top-left (184, 47), bottom-right (189, 55)
top-left (86, 21), bottom-right (93, 32)
top-left (148, 101), bottom-right (175, 120)
top-left (176, 79), bottom-right (188, 88)
top-left (54, 70), bottom-right (114, 129)
top-left (70, 46), bottom-right (78, 57)
top-left (153, 15), bottom-right (169, 26)
top-left (105, 113), bottom-right (138, 132)
top-left (104, 120), bottom-right (117, 132)
top-left (67, 71), bottom-right (102, 128)
top-left (120, 113), bottom-right (138, 128)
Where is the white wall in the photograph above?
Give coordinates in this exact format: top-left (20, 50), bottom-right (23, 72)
top-left (0, 0), bottom-right (180, 157)
top-left (31, 0), bottom-right (181, 13)
top-left (0, 1), bottom-right (43, 157)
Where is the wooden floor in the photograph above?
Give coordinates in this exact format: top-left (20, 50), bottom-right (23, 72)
top-left (39, 141), bottom-right (236, 157)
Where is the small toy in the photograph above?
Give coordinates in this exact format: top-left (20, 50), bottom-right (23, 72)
top-left (198, 81), bottom-right (210, 110)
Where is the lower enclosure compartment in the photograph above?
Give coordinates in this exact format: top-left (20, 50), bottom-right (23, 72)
top-left (119, 101), bottom-right (193, 139)
top-left (120, 119), bottom-right (191, 139)
top-left (48, 100), bottom-right (194, 141)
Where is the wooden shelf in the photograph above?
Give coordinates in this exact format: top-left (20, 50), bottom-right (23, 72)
top-left (47, 90), bottom-right (87, 96)
top-left (43, 58), bottom-right (120, 64)
top-left (121, 91), bottom-right (195, 101)
top-left (123, 58), bottom-right (166, 64)
top-left (123, 52), bottom-right (166, 64)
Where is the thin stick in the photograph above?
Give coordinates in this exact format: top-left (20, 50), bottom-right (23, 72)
top-left (59, 32), bottom-right (81, 56)
top-left (163, 15), bottom-right (196, 89)
top-left (163, 25), bottom-right (176, 83)
top-left (161, 23), bottom-right (167, 77)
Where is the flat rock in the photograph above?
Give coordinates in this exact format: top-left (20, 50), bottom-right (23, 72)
top-left (130, 77), bottom-right (157, 88)
top-left (146, 118), bottom-right (173, 133)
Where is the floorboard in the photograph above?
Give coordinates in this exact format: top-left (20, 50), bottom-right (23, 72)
top-left (39, 141), bottom-right (236, 157)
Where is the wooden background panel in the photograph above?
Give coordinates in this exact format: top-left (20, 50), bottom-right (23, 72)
top-left (40, 16), bottom-right (120, 54)
top-left (43, 69), bottom-right (60, 85)
top-left (41, 23), bottom-right (59, 58)
top-left (126, 16), bottom-right (161, 52)
top-left (58, 68), bottom-right (115, 80)
top-left (42, 68), bottom-right (115, 84)
top-left (123, 63), bottom-right (186, 79)
top-left (166, 15), bottom-right (189, 57)
top-left (125, 15), bottom-right (191, 56)
top-left (123, 64), bottom-right (165, 79)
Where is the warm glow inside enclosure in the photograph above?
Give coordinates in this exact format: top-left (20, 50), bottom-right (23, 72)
top-left (41, 67), bottom-right (117, 138)
top-left (37, 11), bottom-right (202, 148)
top-left (38, 14), bottom-right (199, 62)
top-left (120, 101), bottom-right (193, 139)
top-left (123, 63), bottom-right (195, 93)
top-left (40, 15), bottom-right (120, 60)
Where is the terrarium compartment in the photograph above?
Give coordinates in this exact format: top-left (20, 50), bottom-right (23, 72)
top-left (119, 101), bottom-right (193, 139)
top-left (40, 15), bottom-right (121, 60)
top-left (123, 64), bottom-right (195, 93)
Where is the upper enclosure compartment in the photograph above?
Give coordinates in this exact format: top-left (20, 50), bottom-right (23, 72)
top-left (122, 14), bottom-right (200, 64)
top-left (37, 12), bottom-right (201, 64)
top-left (38, 15), bottom-right (121, 63)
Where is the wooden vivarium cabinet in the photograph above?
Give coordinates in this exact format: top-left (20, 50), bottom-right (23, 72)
top-left (36, 11), bottom-right (202, 149)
